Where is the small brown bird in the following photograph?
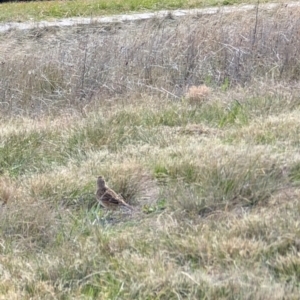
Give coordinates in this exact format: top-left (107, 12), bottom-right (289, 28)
top-left (96, 176), bottom-right (133, 210)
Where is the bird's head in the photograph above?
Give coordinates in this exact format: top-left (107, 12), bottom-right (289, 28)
top-left (97, 176), bottom-right (106, 188)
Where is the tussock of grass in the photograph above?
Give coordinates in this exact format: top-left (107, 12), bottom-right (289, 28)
top-left (158, 148), bottom-right (288, 214)
top-left (1, 5), bottom-right (300, 299)
top-left (97, 162), bottom-right (159, 207)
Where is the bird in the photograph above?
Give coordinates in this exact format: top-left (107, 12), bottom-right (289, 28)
top-left (96, 176), bottom-right (133, 210)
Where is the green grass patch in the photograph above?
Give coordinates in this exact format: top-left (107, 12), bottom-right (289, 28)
top-left (159, 154), bottom-right (287, 214)
top-left (0, 131), bottom-right (63, 176)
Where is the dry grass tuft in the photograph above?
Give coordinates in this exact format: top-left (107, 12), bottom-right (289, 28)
top-left (185, 85), bottom-right (211, 104)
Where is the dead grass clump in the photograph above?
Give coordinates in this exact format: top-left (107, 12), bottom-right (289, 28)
top-left (185, 85), bottom-right (211, 105)
top-left (21, 172), bottom-right (96, 209)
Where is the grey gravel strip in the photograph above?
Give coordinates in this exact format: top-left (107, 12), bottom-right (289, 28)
top-left (0, 1), bottom-right (299, 33)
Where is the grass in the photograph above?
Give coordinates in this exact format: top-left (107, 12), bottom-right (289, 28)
top-left (2, 4), bottom-right (300, 116)
top-left (1, 88), bottom-right (300, 299)
top-left (0, 0), bottom-right (279, 22)
top-left (1, 3), bottom-right (300, 299)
